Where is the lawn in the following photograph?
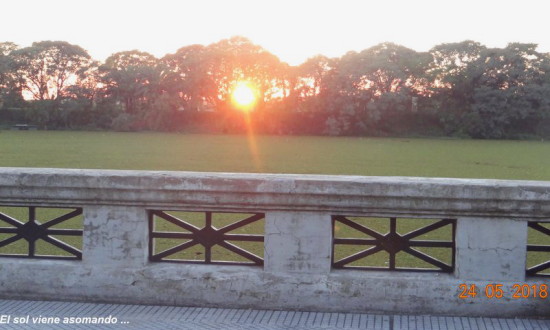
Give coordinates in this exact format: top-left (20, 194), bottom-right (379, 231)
top-left (0, 130), bottom-right (549, 274)
top-left (2, 130), bottom-right (550, 180)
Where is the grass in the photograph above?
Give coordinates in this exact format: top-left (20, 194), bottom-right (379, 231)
top-left (2, 130), bottom-right (550, 180)
top-left (0, 130), bottom-right (549, 274)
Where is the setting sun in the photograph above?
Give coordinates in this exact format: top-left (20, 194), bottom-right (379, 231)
top-left (231, 82), bottom-right (257, 111)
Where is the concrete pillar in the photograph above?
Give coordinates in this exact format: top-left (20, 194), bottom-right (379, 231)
top-left (264, 211), bottom-right (332, 274)
top-left (455, 217), bottom-right (528, 281)
top-left (82, 206), bottom-right (149, 267)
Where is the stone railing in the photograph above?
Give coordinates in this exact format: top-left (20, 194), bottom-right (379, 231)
top-left (0, 168), bottom-right (548, 317)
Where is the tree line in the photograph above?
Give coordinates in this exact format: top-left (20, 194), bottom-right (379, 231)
top-left (1, 37), bottom-right (550, 139)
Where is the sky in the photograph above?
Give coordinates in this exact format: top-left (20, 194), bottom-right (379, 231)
top-left (1, 0), bottom-right (548, 66)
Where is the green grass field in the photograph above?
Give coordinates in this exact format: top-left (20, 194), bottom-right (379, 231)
top-left (0, 130), bottom-right (549, 273)
top-left (2, 130), bottom-right (550, 180)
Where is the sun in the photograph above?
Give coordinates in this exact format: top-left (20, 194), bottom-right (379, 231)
top-left (231, 82), bottom-right (257, 111)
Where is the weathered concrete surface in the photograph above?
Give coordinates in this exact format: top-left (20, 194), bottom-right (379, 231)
top-left (265, 212), bottom-right (332, 274)
top-left (0, 260), bottom-right (547, 317)
top-left (0, 168), bottom-right (548, 318)
top-left (83, 206), bottom-right (149, 266)
top-left (1, 167), bottom-right (550, 218)
top-left (456, 218), bottom-right (528, 281)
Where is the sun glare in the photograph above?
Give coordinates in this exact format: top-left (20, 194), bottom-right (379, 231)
top-left (232, 82), bottom-right (257, 110)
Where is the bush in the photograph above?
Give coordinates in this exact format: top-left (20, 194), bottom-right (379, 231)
top-left (111, 113), bottom-right (136, 131)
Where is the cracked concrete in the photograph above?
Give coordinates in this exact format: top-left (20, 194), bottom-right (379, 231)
top-left (456, 218), bottom-right (528, 281)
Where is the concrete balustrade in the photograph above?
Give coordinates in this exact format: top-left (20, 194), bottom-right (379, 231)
top-left (0, 168), bottom-right (548, 317)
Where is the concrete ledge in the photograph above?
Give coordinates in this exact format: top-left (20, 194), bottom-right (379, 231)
top-left (1, 168), bottom-right (550, 218)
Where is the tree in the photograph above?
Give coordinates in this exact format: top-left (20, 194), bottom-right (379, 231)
top-left (295, 55), bottom-right (337, 106)
top-left (327, 43), bottom-right (430, 135)
top-left (426, 41), bottom-right (487, 133)
top-left (456, 43), bottom-right (550, 138)
top-left (100, 50), bottom-right (161, 115)
top-left (206, 36), bottom-right (286, 110)
top-left (428, 40), bottom-right (486, 88)
top-left (466, 44), bottom-right (550, 138)
top-left (0, 42), bottom-right (23, 110)
top-left (161, 44), bottom-right (217, 112)
top-left (0, 42), bottom-right (19, 89)
top-left (11, 41), bottom-right (92, 101)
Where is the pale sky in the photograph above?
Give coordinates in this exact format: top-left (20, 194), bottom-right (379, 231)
top-left (1, 0), bottom-right (548, 65)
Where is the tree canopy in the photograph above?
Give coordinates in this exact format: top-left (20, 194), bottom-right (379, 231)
top-left (1, 37), bottom-right (550, 139)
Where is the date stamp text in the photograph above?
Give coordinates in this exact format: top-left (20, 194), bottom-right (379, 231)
top-left (458, 283), bottom-right (548, 299)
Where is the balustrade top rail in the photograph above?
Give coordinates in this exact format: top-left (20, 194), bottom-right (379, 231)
top-left (1, 167), bottom-right (549, 219)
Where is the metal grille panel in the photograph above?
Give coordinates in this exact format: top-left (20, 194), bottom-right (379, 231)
top-left (332, 216), bottom-right (455, 272)
top-left (0, 206), bottom-right (83, 260)
top-left (149, 210), bottom-right (264, 266)
top-left (527, 221), bottom-right (550, 277)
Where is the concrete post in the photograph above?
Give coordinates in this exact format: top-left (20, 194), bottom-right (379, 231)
top-left (455, 217), bottom-right (528, 281)
top-left (82, 206), bottom-right (149, 267)
top-left (264, 211), bottom-right (332, 274)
